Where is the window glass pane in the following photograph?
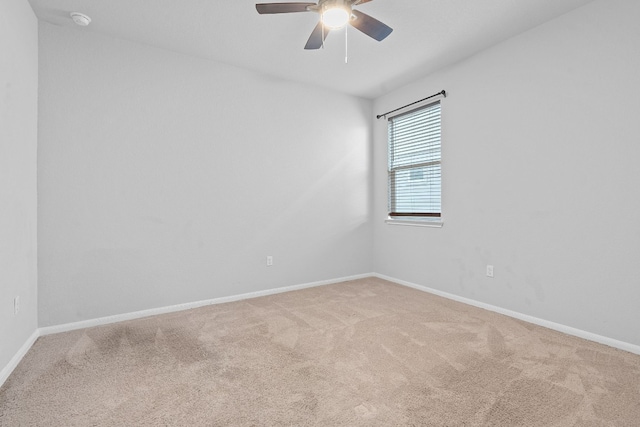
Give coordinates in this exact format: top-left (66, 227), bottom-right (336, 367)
top-left (388, 101), bottom-right (441, 216)
top-left (389, 164), bottom-right (441, 214)
top-left (389, 104), bottom-right (441, 169)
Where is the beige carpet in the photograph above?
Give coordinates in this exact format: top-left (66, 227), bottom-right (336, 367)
top-left (1, 277), bottom-right (639, 426)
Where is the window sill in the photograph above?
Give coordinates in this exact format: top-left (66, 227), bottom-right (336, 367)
top-left (385, 217), bottom-right (444, 228)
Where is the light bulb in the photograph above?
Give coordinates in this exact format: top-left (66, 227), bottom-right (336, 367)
top-left (322, 7), bottom-right (350, 29)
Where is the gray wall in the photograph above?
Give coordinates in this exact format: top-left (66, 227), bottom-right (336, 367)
top-left (373, 0), bottom-right (640, 346)
top-left (37, 23), bottom-right (373, 326)
top-left (0, 0), bottom-right (38, 371)
top-left (20, 0), bottom-right (640, 353)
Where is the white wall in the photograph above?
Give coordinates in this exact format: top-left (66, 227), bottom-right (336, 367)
top-left (38, 23), bottom-right (372, 327)
top-left (0, 0), bottom-right (38, 372)
top-left (373, 0), bottom-right (640, 347)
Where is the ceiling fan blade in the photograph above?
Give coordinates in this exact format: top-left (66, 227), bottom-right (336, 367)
top-left (304, 21), bottom-right (330, 50)
top-left (352, 0), bottom-right (374, 4)
top-left (256, 3), bottom-right (316, 14)
top-left (350, 9), bottom-right (393, 41)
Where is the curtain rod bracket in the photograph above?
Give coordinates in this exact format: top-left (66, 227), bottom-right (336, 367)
top-left (376, 90), bottom-right (446, 120)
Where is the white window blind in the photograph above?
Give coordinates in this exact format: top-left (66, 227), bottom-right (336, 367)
top-left (388, 101), bottom-right (441, 217)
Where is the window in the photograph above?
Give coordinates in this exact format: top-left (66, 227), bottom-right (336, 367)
top-left (388, 101), bottom-right (441, 219)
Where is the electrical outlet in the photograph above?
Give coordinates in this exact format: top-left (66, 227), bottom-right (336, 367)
top-left (486, 265), bottom-right (494, 278)
top-left (14, 296), bottom-right (19, 315)
top-left (266, 256), bottom-right (273, 266)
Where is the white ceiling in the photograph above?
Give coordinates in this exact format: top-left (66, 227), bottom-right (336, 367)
top-left (27, 0), bottom-right (595, 99)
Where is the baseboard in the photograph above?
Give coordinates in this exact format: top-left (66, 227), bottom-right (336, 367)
top-left (9, 271), bottom-right (636, 390)
top-left (5, 274), bottom-right (370, 388)
top-left (39, 273), bottom-right (373, 337)
top-left (374, 273), bottom-right (640, 356)
top-left (0, 329), bottom-right (40, 388)
top-left (2, 273), bottom-right (370, 387)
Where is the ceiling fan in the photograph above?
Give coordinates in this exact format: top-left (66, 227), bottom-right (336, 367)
top-left (255, 0), bottom-right (393, 50)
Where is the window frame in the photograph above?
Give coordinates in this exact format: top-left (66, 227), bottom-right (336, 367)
top-left (386, 99), bottom-right (443, 228)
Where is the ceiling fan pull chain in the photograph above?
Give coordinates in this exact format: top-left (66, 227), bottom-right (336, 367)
top-left (345, 23), bottom-right (348, 63)
top-left (321, 15), bottom-right (325, 49)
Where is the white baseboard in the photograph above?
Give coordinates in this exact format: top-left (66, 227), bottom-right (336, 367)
top-left (0, 329), bottom-right (39, 388)
top-left (374, 273), bottom-right (640, 356)
top-left (2, 273), bottom-right (371, 388)
top-left (39, 273), bottom-right (372, 336)
top-left (5, 271), bottom-right (638, 390)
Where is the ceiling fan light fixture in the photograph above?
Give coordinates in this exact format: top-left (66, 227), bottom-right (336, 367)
top-left (322, 3), bottom-right (351, 29)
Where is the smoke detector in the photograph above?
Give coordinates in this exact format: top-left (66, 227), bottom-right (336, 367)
top-left (70, 12), bottom-right (91, 26)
